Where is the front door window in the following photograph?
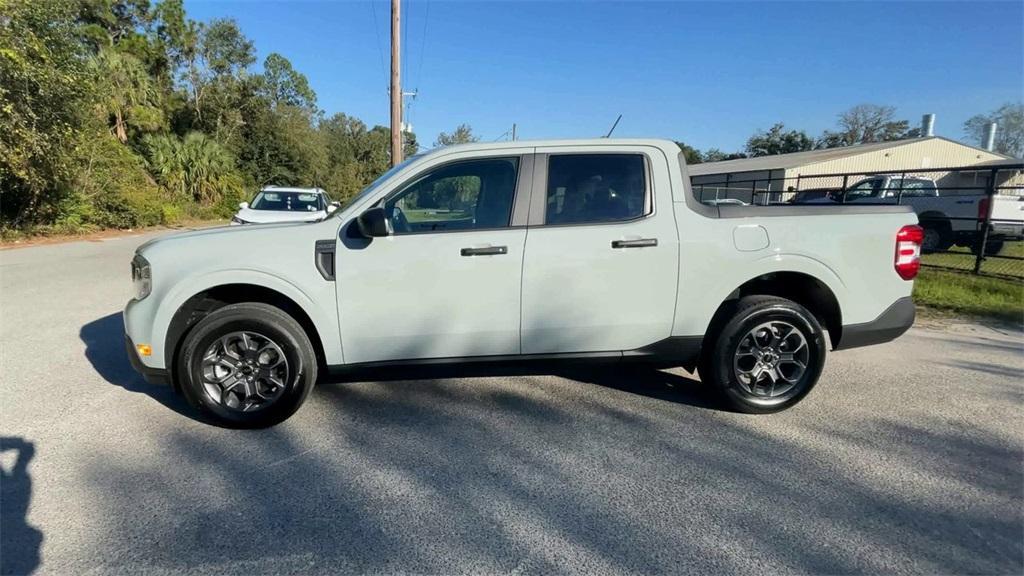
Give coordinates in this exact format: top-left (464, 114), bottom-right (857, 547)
top-left (384, 158), bottom-right (520, 233)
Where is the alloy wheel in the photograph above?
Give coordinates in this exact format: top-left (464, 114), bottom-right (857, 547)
top-left (732, 320), bottom-right (809, 398)
top-left (200, 331), bottom-right (290, 412)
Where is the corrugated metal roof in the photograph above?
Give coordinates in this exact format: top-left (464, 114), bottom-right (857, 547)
top-left (687, 137), bottom-right (1011, 176)
top-left (972, 158), bottom-right (1024, 168)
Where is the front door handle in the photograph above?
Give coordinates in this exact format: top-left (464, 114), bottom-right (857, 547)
top-left (611, 238), bottom-right (658, 249)
top-left (461, 246), bottom-right (508, 256)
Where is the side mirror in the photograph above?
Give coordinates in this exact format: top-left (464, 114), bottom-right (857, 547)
top-left (356, 206), bottom-right (391, 238)
top-left (327, 201), bottom-right (340, 213)
top-left (239, 201), bottom-right (249, 209)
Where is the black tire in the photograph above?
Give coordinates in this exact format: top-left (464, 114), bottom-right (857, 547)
top-left (920, 222), bottom-right (953, 253)
top-left (178, 302), bottom-right (317, 428)
top-left (699, 296), bottom-right (826, 414)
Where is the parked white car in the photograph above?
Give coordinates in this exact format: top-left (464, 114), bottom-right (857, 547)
top-left (231, 186), bottom-right (337, 225)
top-left (125, 139), bottom-right (921, 427)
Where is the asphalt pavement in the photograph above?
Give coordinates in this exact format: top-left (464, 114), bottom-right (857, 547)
top-left (1, 229), bottom-right (1022, 575)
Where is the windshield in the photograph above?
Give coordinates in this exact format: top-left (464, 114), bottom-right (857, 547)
top-left (338, 154), bottom-right (424, 212)
top-left (844, 178), bottom-right (884, 200)
top-left (250, 191), bottom-right (323, 212)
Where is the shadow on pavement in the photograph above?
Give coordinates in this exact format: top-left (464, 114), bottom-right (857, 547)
top-left (330, 362), bottom-right (720, 410)
top-left (71, 313), bottom-right (1023, 573)
top-left (79, 312), bottom-right (200, 421)
top-left (1, 436), bottom-right (42, 576)
top-left (77, 374), bottom-right (1023, 574)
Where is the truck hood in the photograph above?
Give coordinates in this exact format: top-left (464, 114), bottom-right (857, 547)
top-left (136, 220), bottom-right (318, 255)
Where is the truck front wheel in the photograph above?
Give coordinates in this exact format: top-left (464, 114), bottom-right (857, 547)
top-left (700, 296), bottom-right (826, 414)
top-left (178, 302), bottom-right (318, 427)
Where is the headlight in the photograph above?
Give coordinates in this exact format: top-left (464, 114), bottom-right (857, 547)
top-left (131, 254), bottom-right (151, 300)
top-left (231, 216), bottom-right (248, 225)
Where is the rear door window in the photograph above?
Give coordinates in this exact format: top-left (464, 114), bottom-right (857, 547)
top-left (544, 154), bottom-right (648, 225)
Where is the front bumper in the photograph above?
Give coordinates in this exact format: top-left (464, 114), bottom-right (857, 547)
top-left (833, 296), bottom-right (915, 351)
top-left (125, 333), bottom-right (170, 385)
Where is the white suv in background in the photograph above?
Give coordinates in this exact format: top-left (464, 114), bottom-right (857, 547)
top-left (231, 186), bottom-right (338, 225)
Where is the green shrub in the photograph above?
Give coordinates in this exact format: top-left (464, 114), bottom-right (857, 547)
top-left (161, 204), bottom-right (184, 225)
top-left (74, 130), bottom-right (167, 229)
top-left (143, 132), bottom-right (246, 206)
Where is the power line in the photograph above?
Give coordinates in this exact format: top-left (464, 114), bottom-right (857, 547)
top-left (402, 0), bottom-right (409, 84)
top-left (414, 0), bottom-right (431, 90)
top-left (369, 0), bottom-right (387, 91)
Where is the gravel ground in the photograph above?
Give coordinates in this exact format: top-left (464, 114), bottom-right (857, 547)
top-left (1, 230), bottom-right (1022, 575)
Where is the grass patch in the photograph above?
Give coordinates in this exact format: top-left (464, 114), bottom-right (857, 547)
top-left (921, 240), bottom-right (1024, 279)
top-left (914, 268), bottom-right (1023, 323)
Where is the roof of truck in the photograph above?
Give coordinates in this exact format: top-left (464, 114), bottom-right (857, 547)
top-left (427, 138), bottom-right (679, 154)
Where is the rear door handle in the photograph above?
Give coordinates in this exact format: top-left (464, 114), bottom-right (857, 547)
top-left (461, 246), bottom-right (508, 256)
top-left (611, 238), bottom-right (658, 249)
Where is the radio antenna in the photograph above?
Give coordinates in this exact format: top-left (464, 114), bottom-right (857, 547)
top-left (603, 114), bottom-right (622, 138)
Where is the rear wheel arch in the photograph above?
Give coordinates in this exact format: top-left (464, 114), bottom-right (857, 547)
top-left (705, 271), bottom-right (843, 350)
top-left (165, 284), bottom-right (326, 388)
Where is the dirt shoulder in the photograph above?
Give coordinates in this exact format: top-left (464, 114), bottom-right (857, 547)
top-left (0, 220), bottom-right (226, 250)
top-left (915, 305), bottom-right (1023, 339)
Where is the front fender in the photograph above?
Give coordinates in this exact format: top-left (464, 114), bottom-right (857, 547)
top-left (145, 268), bottom-right (341, 369)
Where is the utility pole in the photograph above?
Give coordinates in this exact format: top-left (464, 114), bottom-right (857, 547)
top-left (389, 0), bottom-right (402, 166)
top-left (512, 123), bottom-right (517, 142)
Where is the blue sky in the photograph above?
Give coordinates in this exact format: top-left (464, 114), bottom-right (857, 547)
top-left (184, 1), bottom-right (1024, 151)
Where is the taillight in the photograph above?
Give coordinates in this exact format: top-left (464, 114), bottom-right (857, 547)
top-left (895, 225), bottom-right (923, 280)
top-left (978, 196), bottom-right (991, 220)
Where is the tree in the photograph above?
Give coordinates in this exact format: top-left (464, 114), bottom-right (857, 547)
top-left (0, 0), bottom-right (93, 225)
top-left (675, 141), bottom-right (702, 165)
top-left (93, 48), bottom-right (163, 142)
top-left (435, 124), bottom-right (478, 147)
top-left (261, 53), bottom-right (316, 112)
top-left (77, 0), bottom-right (153, 49)
top-left (819, 104), bottom-right (918, 148)
top-left (964, 103), bottom-right (1024, 158)
top-left (200, 18), bottom-right (254, 78)
top-left (152, 0), bottom-right (198, 75)
top-left (171, 17), bottom-right (253, 127)
top-left (0, 0), bottom-right (431, 232)
top-left (745, 123), bottom-right (814, 157)
top-left (702, 149), bottom-right (747, 162)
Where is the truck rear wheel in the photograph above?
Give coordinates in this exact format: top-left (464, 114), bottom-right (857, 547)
top-left (178, 302), bottom-right (317, 427)
top-left (920, 222), bottom-right (952, 253)
top-left (699, 296), bottom-right (826, 414)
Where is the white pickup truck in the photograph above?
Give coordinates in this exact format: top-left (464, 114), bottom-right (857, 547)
top-left (125, 139), bottom-right (922, 427)
top-left (796, 174), bottom-right (1020, 254)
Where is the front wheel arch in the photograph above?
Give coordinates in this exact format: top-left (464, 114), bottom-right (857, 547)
top-left (165, 284), bottom-right (326, 390)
